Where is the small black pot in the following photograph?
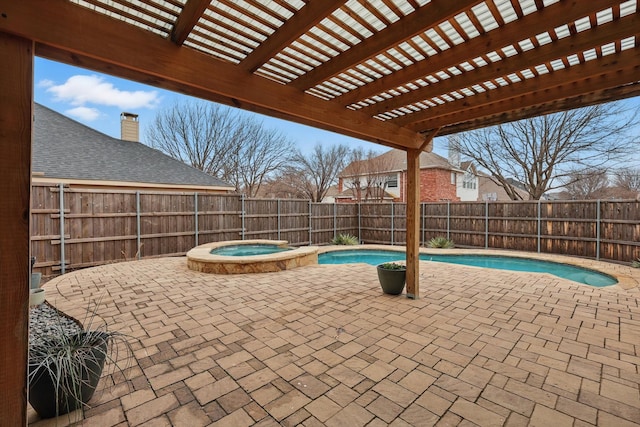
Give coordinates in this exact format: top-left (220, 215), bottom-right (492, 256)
top-left (376, 265), bottom-right (406, 295)
top-left (28, 333), bottom-right (108, 418)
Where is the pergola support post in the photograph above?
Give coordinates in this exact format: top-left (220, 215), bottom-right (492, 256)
top-left (0, 32), bottom-right (32, 424)
top-left (405, 148), bottom-right (421, 299)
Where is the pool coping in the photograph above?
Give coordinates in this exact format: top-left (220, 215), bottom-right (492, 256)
top-left (318, 244), bottom-right (640, 290)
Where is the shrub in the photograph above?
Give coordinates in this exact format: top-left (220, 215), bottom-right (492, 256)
top-left (331, 233), bottom-right (359, 245)
top-left (427, 236), bottom-right (455, 248)
top-left (378, 262), bottom-right (406, 270)
top-left (632, 257), bottom-right (640, 268)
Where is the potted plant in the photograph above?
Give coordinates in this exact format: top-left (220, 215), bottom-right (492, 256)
top-left (28, 301), bottom-right (132, 419)
top-left (376, 262), bottom-right (406, 295)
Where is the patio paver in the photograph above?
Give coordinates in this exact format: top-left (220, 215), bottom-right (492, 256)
top-left (27, 254), bottom-right (640, 426)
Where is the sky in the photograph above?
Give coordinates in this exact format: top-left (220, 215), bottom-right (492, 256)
top-left (34, 57), bottom-right (450, 157)
top-left (34, 57), bottom-right (640, 168)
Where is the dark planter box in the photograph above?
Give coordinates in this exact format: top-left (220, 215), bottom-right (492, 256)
top-left (376, 265), bottom-right (406, 295)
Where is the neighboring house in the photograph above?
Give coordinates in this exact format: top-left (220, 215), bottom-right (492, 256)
top-left (320, 185), bottom-right (339, 203)
top-left (32, 104), bottom-right (234, 193)
top-left (336, 149), bottom-right (479, 203)
top-left (457, 161), bottom-right (479, 201)
top-left (477, 172), bottom-right (529, 201)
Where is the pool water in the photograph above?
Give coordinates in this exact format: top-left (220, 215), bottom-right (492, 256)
top-left (318, 249), bottom-right (617, 287)
top-left (210, 244), bottom-right (292, 256)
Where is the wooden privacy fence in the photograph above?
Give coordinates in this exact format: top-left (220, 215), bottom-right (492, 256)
top-left (31, 183), bottom-right (640, 275)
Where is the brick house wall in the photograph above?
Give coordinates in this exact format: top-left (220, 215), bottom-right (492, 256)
top-left (417, 168), bottom-right (460, 201)
top-left (339, 168), bottom-right (459, 203)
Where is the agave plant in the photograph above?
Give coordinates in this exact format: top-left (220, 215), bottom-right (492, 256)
top-left (28, 299), bottom-right (133, 419)
top-left (427, 236), bottom-right (455, 248)
top-left (331, 233), bottom-right (359, 245)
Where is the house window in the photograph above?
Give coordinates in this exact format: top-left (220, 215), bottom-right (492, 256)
top-left (451, 172), bottom-right (456, 185)
top-left (387, 174), bottom-right (398, 188)
top-left (463, 173), bottom-right (476, 189)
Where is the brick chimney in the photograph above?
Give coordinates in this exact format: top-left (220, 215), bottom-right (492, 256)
top-left (120, 112), bottom-right (139, 142)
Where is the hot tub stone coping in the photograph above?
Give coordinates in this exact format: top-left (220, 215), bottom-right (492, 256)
top-left (187, 240), bottom-right (318, 264)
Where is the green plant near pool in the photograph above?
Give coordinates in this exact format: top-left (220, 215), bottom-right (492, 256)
top-left (331, 233), bottom-right (359, 245)
top-left (378, 262), bottom-right (406, 270)
top-left (427, 236), bottom-right (455, 248)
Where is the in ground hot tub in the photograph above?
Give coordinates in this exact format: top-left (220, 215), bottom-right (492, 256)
top-left (187, 240), bottom-right (319, 274)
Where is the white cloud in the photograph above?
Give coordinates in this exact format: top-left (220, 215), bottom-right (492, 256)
top-left (46, 75), bottom-right (160, 110)
top-left (66, 106), bottom-right (101, 121)
top-left (37, 79), bottom-right (54, 88)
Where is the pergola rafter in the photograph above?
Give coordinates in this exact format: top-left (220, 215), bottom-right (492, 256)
top-left (337, 0), bottom-right (623, 108)
top-left (402, 49), bottom-right (640, 132)
top-left (289, 1), bottom-right (477, 91)
top-left (1, 1), bottom-right (639, 421)
top-left (369, 12), bottom-right (640, 117)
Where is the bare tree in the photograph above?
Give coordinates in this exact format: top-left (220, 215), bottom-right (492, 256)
top-left (562, 168), bottom-right (610, 199)
top-left (340, 148), bottom-right (395, 202)
top-left (147, 101), bottom-right (294, 196)
top-left (284, 144), bottom-right (350, 202)
top-left (219, 116), bottom-right (295, 197)
top-left (613, 168), bottom-right (640, 199)
top-left (456, 102), bottom-right (638, 200)
top-left (614, 168), bottom-right (640, 191)
top-left (146, 101), bottom-right (237, 176)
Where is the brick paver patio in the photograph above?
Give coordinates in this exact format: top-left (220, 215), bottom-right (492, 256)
top-left (28, 252), bottom-right (640, 426)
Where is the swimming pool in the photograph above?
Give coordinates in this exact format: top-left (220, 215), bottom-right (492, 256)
top-left (318, 249), bottom-right (617, 287)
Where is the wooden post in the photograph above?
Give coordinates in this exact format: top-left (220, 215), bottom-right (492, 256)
top-left (405, 148), bottom-right (421, 299)
top-left (0, 33), bottom-right (33, 424)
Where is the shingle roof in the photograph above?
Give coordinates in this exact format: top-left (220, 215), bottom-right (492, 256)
top-left (340, 149), bottom-right (456, 177)
top-left (33, 104), bottom-right (233, 189)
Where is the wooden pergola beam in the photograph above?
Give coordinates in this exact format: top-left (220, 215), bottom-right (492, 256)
top-left (434, 82), bottom-right (640, 136)
top-left (171, 0), bottom-right (210, 45)
top-left (0, 31), bottom-right (32, 426)
top-left (0, 0), bottom-right (424, 150)
top-left (337, 0), bottom-right (617, 107)
top-left (398, 48), bottom-right (640, 130)
top-left (240, 0), bottom-right (344, 73)
top-left (290, 0), bottom-right (478, 91)
top-left (370, 13), bottom-right (640, 116)
top-left (408, 66), bottom-right (640, 132)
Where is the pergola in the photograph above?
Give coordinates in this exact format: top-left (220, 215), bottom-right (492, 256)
top-left (1, 0), bottom-right (639, 421)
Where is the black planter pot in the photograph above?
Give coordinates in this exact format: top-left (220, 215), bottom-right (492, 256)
top-left (28, 333), bottom-right (108, 419)
top-left (376, 265), bottom-right (406, 295)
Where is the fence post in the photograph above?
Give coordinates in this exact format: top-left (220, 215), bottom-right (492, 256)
top-left (194, 192), bottom-right (199, 247)
top-left (537, 199), bottom-right (541, 253)
top-left (277, 199), bottom-right (281, 240)
top-left (596, 199), bottom-right (601, 260)
top-left (308, 200), bottom-right (312, 245)
top-left (333, 203), bottom-right (337, 240)
top-left (241, 194), bottom-right (245, 240)
top-left (485, 200), bottom-right (489, 249)
top-left (59, 183), bottom-right (65, 274)
top-left (421, 203), bottom-right (425, 246)
top-left (136, 191), bottom-right (141, 259)
top-left (447, 201), bottom-right (450, 239)
top-left (390, 201), bottom-right (395, 246)
top-left (358, 203), bottom-right (362, 243)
